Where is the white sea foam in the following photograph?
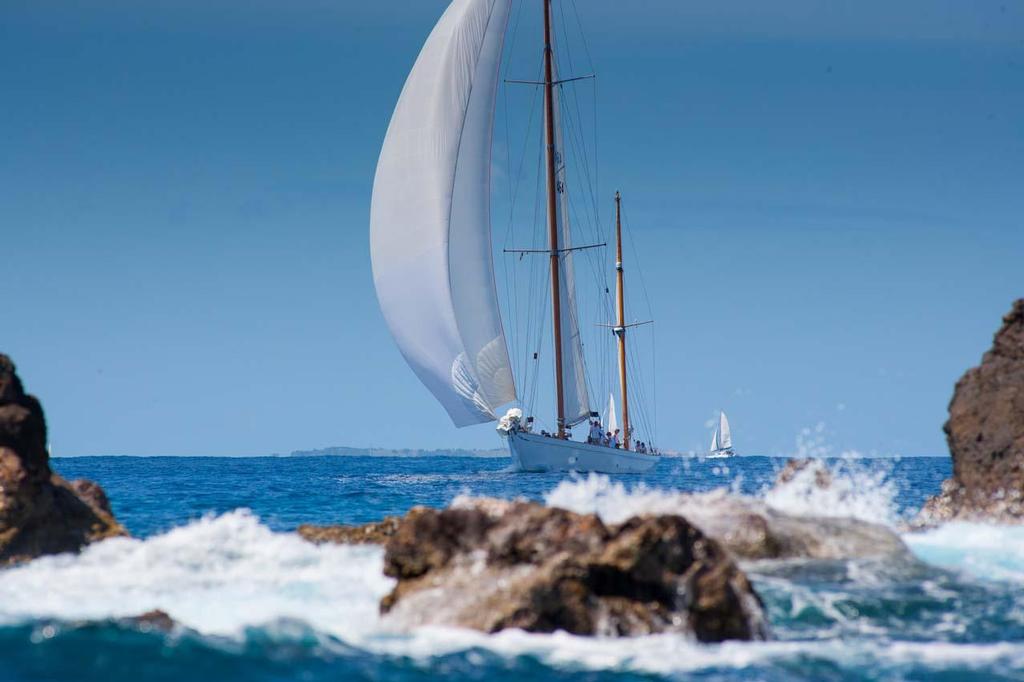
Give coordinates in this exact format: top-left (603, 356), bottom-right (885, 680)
top-left (763, 458), bottom-right (900, 526)
top-left (0, 507), bottom-right (1020, 675)
top-left (905, 522), bottom-right (1024, 583)
top-left (544, 465), bottom-right (901, 529)
top-left (0, 510), bottom-right (393, 642)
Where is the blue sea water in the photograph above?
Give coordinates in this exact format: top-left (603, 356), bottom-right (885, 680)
top-left (2, 454), bottom-right (1023, 681)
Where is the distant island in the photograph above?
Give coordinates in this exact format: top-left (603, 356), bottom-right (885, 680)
top-left (287, 446), bottom-right (508, 459)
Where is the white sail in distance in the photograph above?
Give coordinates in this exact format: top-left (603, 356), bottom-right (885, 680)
top-left (548, 43), bottom-right (591, 427)
top-left (369, 0), bottom-right (515, 427)
top-left (606, 393), bottom-right (618, 435)
top-left (710, 429), bottom-right (719, 453)
top-left (719, 412), bottom-right (733, 450)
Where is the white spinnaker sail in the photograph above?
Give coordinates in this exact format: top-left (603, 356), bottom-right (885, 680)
top-left (710, 429), bottom-right (719, 453)
top-left (719, 412), bottom-right (732, 450)
top-left (549, 53), bottom-right (591, 427)
top-left (606, 393), bottom-right (618, 435)
top-left (370, 0), bottom-right (515, 427)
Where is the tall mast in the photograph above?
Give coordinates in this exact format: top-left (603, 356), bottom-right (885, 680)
top-left (543, 0), bottom-right (566, 437)
top-left (614, 191), bottom-right (630, 450)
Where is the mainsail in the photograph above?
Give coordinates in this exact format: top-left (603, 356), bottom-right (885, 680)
top-left (606, 393), bottom-right (618, 435)
top-left (710, 429), bottom-right (719, 453)
top-left (719, 412), bottom-right (733, 450)
top-left (548, 46), bottom-right (591, 427)
top-left (369, 0), bottom-right (515, 427)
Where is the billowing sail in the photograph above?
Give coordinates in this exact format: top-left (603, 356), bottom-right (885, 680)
top-left (710, 429), bottom-right (719, 453)
top-left (719, 412), bottom-right (732, 450)
top-left (606, 393), bottom-right (618, 435)
top-left (549, 48), bottom-right (591, 427)
top-left (370, 0), bottom-right (515, 427)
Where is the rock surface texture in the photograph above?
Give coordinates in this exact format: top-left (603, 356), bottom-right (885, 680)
top-left (919, 300), bottom-right (1024, 525)
top-left (297, 516), bottom-right (401, 545)
top-left (671, 490), bottom-right (908, 561)
top-left (0, 354), bottom-right (126, 566)
top-left (375, 499), bottom-right (766, 642)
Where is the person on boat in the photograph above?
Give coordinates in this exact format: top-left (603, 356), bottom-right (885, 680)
top-left (637, 441), bottom-right (646, 454)
top-left (610, 429), bottom-right (621, 449)
top-left (602, 431), bottom-right (611, 447)
top-left (588, 420), bottom-right (603, 444)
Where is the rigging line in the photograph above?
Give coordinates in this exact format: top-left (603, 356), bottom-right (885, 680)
top-left (524, 127), bottom-right (544, 410)
top-left (509, 55), bottom-right (546, 401)
top-left (620, 203), bottom-right (655, 321)
top-left (504, 61), bottom-right (545, 388)
top-left (503, 0), bottom-right (526, 79)
top-left (569, 0), bottom-right (595, 73)
top-left (504, 58), bottom-right (545, 247)
top-left (568, 0), bottom-right (601, 234)
top-left (552, 5), bottom-right (600, 239)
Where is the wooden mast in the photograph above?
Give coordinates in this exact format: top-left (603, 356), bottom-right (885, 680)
top-left (614, 191), bottom-right (630, 450)
top-left (543, 0), bottom-right (566, 437)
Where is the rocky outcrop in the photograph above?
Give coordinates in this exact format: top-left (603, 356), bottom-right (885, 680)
top-left (0, 354), bottom-right (126, 566)
top-left (918, 300), bottom-right (1024, 525)
top-left (297, 516), bottom-right (401, 545)
top-left (375, 499), bottom-right (766, 642)
top-left (671, 490), bottom-right (908, 561)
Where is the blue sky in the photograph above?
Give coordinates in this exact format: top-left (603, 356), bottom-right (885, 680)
top-left (3, 0), bottom-right (1021, 456)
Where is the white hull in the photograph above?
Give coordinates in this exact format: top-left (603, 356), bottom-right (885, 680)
top-left (705, 449), bottom-right (736, 459)
top-left (507, 430), bottom-right (657, 473)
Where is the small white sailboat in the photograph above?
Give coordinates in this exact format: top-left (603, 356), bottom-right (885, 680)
top-left (369, 0), bottom-right (656, 474)
top-left (707, 411), bottom-right (736, 458)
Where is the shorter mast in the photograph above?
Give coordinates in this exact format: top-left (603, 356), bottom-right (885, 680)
top-left (614, 192), bottom-right (630, 450)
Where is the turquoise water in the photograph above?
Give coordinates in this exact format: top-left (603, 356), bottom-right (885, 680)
top-left (3, 455), bottom-right (1023, 681)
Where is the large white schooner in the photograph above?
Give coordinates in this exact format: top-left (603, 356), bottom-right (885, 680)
top-left (370, 0), bottom-right (656, 473)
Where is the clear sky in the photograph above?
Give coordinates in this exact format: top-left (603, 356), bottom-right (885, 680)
top-left (3, 0), bottom-right (1021, 456)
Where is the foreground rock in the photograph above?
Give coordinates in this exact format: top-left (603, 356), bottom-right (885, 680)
top-left (377, 500), bottom-right (766, 641)
top-left (670, 490), bottom-right (908, 561)
top-left (297, 516), bottom-right (401, 545)
top-left (918, 300), bottom-right (1024, 525)
top-left (0, 354), bottom-right (126, 566)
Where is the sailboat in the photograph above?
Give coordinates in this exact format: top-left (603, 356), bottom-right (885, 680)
top-left (370, 0), bottom-right (656, 474)
top-left (706, 411), bottom-right (735, 458)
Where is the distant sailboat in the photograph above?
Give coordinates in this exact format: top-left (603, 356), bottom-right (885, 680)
top-left (370, 0), bottom-right (656, 474)
top-left (707, 411), bottom-right (735, 458)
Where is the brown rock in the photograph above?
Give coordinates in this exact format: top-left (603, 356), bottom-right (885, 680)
top-left (297, 516), bottom-right (401, 545)
top-left (668, 490), bottom-right (908, 561)
top-left (775, 458), bottom-right (833, 489)
top-left (121, 609), bottom-right (177, 633)
top-left (69, 479), bottom-right (115, 517)
top-left (377, 500), bottom-right (766, 642)
top-left (918, 300), bottom-right (1024, 525)
top-left (0, 354), bottom-right (126, 566)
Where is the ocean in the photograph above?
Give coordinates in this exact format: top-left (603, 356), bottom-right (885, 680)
top-left (3, 454), bottom-right (1023, 681)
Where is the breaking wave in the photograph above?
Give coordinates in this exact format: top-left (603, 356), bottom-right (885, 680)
top-left (3, 463), bottom-right (1023, 680)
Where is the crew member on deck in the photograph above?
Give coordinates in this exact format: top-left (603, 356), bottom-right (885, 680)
top-left (611, 429), bottom-right (621, 449)
top-left (588, 420), bottom-right (603, 444)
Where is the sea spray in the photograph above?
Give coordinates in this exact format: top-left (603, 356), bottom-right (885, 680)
top-left (0, 510), bottom-right (392, 642)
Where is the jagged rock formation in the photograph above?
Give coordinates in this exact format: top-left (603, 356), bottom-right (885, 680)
top-left (918, 300), bottom-right (1024, 525)
top-left (670, 490), bottom-right (908, 561)
top-left (376, 500), bottom-right (766, 641)
top-left (0, 354), bottom-right (126, 566)
top-left (297, 516), bottom-right (401, 545)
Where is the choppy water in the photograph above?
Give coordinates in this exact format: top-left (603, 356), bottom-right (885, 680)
top-left (4, 454), bottom-right (1023, 681)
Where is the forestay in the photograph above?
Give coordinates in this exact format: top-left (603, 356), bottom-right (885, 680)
top-left (369, 0), bottom-right (515, 427)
